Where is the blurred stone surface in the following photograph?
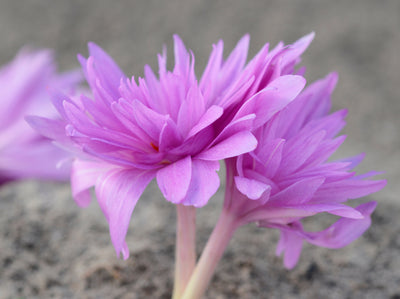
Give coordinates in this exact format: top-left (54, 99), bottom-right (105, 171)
top-left (0, 0), bottom-right (399, 298)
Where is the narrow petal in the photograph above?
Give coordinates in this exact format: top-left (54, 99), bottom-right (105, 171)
top-left (313, 178), bottom-right (386, 202)
top-left (25, 115), bottom-right (68, 142)
top-left (276, 228), bottom-right (304, 269)
top-left (303, 202), bottom-right (376, 248)
top-left (173, 35), bottom-right (191, 77)
top-left (87, 42), bottom-right (126, 97)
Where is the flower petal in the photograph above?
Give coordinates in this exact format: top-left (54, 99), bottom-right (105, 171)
top-left (276, 226), bottom-right (304, 269)
top-left (270, 177), bottom-right (325, 205)
top-left (187, 105), bottom-right (223, 139)
top-left (181, 159), bottom-right (220, 207)
top-left (196, 131), bottom-right (257, 161)
top-left (71, 159), bottom-right (113, 207)
top-left (96, 168), bottom-right (156, 259)
top-left (234, 176), bottom-right (270, 200)
top-left (235, 75), bottom-right (306, 129)
top-left (156, 156), bottom-right (192, 204)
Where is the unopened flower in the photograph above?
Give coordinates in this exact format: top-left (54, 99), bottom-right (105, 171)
top-left (29, 35), bottom-right (309, 258)
top-left (0, 49), bottom-right (80, 185)
top-left (224, 72), bottom-right (386, 269)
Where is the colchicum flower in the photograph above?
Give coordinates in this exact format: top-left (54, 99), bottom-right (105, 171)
top-left (0, 49), bottom-right (80, 185)
top-left (29, 35), bottom-right (309, 259)
top-left (223, 72), bottom-right (386, 269)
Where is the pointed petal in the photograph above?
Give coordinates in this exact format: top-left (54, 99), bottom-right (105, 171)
top-left (173, 34), bottom-right (191, 76)
top-left (87, 42), bottom-right (125, 97)
top-left (313, 178), bottom-right (386, 202)
top-left (25, 116), bottom-right (68, 142)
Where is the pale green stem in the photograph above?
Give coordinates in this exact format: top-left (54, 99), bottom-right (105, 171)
top-left (172, 205), bottom-right (197, 299)
top-left (181, 208), bottom-right (239, 299)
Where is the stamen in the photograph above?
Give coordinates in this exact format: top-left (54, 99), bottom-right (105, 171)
top-left (150, 142), bottom-right (159, 152)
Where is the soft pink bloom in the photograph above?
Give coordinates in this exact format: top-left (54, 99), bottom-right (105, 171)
top-left (224, 72), bottom-right (386, 269)
top-left (0, 49), bottom-right (80, 185)
top-left (29, 34), bottom-right (311, 258)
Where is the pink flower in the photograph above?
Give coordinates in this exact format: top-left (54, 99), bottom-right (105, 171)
top-left (0, 49), bottom-right (80, 185)
top-left (29, 34), bottom-right (310, 259)
top-left (224, 72), bottom-right (386, 269)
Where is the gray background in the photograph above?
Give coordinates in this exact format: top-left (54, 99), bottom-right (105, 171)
top-left (0, 1), bottom-right (399, 298)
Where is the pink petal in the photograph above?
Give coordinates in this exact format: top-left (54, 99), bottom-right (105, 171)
top-left (181, 159), bottom-right (220, 207)
top-left (235, 75), bottom-right (306, 129)
top-left (25, 116), bottom-right (68, 142)
top-left (187, 105), bottom-right (223, 139)
top-left (276, 228), bottom-right (304, 269)
top-left (131, 99), bottom-right (168, 142)
top-left (87, 42), bottom-right (126, 97)
top-left (95, 168), bottom-right (156, 259)
top-left (211, 114), bottom-right (256, 146)
top-left (71, 159), bottom-right (113, 207)
top-left (270, 177), bottom-right (325, 205)
top-left (177, 85), bottom-right (206, 137)
top-left (234, 176), bottom-right (270, 200)
top-left (313, 178), bottom-right (386, 202)
top-left (304, 202), bottom-right (377, 248)
top-left (173, 35), bottom-right (191, 77)
top-left (156, 156), bottom-right (192, 204)
top-left (196, 131), bottom-right (257, 161)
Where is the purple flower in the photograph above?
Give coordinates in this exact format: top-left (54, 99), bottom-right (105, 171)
top-left (224, 72), bottom-right (386, 269)
top-left (29, 35), bottom-right (310, 259)
top-left (0, 49), bottom-right (80, 185)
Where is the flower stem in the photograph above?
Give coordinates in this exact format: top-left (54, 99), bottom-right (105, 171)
top-left (172, 205), bottom-right (197, 299)
top-left (181, 208), bottom-right (238, 299)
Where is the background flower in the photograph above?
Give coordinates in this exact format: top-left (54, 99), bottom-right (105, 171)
top-left (0, 49), bottom-right (80, 185)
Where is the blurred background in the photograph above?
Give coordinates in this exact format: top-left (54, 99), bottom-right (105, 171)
top-left (0, 1), bottom-right (399, 298)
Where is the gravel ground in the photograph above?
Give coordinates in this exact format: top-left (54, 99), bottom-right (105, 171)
top-left (0, 1), bottom-right (399, 298)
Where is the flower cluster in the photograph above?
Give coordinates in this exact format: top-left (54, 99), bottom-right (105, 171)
top-left (30, 34), bottom-right (312, 259)
top-left (25, 33), bottom-right (385, 298)
top-left (0, 49), bottom-right (80, 185)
